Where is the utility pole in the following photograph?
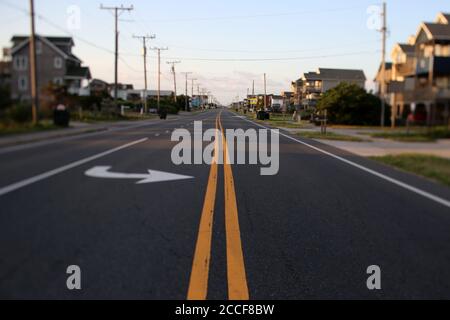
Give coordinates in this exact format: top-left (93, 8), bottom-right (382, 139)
top-left (167, 61), bottom-right (181, 103)
top-left (191, 78), bottom-right (197, 108)
top-left (29, 0), bottom-right (38, 125)
top-left (252, 80), bottom-right (255, 95)
top-left (133, 34), bottom-right (155, 114)
top-left (182, 72), bottom-right (192, 111)
top-left (202, 88), bottom-right (208, 109)
top-left (379, 2), bottom-right (387, 127)
top-left (100, 4), bottom-right (134, 109)
top-left (264, 73), bottom-right (267, 111)
top-left (150, 47), bottom-right (168, 111)
top-left (191, 78), bottom-right (197, 98)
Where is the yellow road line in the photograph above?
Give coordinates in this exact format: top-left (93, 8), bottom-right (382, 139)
top-left (218, 113), bottom-right (250, 300)
top-left (187, 115), bottom-right (220, 300)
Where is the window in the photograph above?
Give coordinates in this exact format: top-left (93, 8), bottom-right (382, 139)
top-left (423, 46), bottom-right (434, 58)
top-left (53, 77), bottom-right (63, 86)
top-left (419, 58), bottom-right (427, 69)
top-left (36, 41), bottom-right (42, 55)
top-left (18, 76), bottom-right (28, 91)
top-left (396, 53), bottom-right (406, 64)
top-left (13, 56), bottom-right (28, 71)
top-left (54, 57), bottom-right (63, 69)
top-left (435, 45), bottom-right (450, 57)
top-left (436, 77), bottom-right (449, 89)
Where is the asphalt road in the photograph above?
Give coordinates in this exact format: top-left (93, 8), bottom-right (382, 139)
top-left (0, 109), bottom-right (450, 300)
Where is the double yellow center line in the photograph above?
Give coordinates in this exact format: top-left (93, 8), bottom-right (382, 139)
top-left (187, 112), bottom-right (249, 300)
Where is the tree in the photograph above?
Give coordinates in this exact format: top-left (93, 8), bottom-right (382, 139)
top-left (0, 85), bottom-right (11, 111)
top-left (316, 82), bottom-right (390, 126)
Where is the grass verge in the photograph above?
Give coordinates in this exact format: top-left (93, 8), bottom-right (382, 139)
top-left (370, 154), bottom-right (450, 187)
top-left (370, 128), bottom-right (450, 142)
top-left (71, 111), bottom-right (158, 123)
top-left (297, 131), bottom-right (368, 142)
top-left (0, 121), bottom-right (58, 136)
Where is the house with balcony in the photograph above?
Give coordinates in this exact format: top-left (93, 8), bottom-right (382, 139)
top-left (281, 91), bottom-right (294, 111)
top-left (291, 79), bottom-right (303, 108)
top-left (297, 68), bottom-right (366, 110)
top-left (8, 35), bottom-right (91, 101)
top-left (376, 12), bottom-right (450, 126)
top-left (109, 83), bottom-right (175, 102)
top-left (388, 42), bottom-right (416, 124)
top-left (88, 78), bottom-right (109, 97)
top-left (270, 95), bottom-right (284, 112)
top-left (413, 17), bottom-right (450, 125)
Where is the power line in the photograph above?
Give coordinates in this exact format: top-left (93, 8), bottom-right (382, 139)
top-left (136, 6), bottom-right (366, 23)
top-left (147, 40), bottom-right (378, 54)
top-left (159, 50), bottom-right (379, 62)
top-left (0, 2), bottom-right (378, 65)
top-left (0, 1), bottom-right (116, 55)
top-left (0, 0), bottom-right (147, 79)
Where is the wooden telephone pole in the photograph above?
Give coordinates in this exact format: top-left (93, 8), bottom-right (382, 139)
top-left (264, 73), bottom-right (267, 110)
top-left (167, 61), bottom-right (181, 103)
top-left (100, 4), bottom-right (134, 108)
top-left (182, 72), bottom-right (192, 111)
top-left (29, 0), bottom-right (38, 124)
top-left (150, 47), bottom-right (168, 111)
top-left (380, 2), bottom-right (387, 127)
top-left (133, 34), bottom-right (156, 114)
top-left (191, 78), bottom-right (197, 98)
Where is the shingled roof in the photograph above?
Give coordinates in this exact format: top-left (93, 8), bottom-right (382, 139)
top-left (397, 44), bottom-right (415, 54)
top-left (302, 68), bottom-right (366, 83)
top-left (318, 68), bottom-right (366, 81)
top-left (11, 36), bottom-right (74, 44)
top-left (421, 23), bottom-right (450, 41)
top-left (436, 12), bottom-right (450, 24)
top-left (10, 35), bottom-right (80, 62)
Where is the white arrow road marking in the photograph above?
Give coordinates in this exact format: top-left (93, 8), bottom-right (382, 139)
top-left (85, 166), bottom-right (194, 184)
top-left (0, 138), bottom-right (149, 197)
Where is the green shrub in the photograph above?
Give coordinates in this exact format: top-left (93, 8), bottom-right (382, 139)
top-left (5, 104), bottom-right (32, 123)
top-left (300, 108), bottom-right (314, 119)
top-left (317, 82), bottom-right (391, 126)
top-left (0, 85), bottom-right (11, 110)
